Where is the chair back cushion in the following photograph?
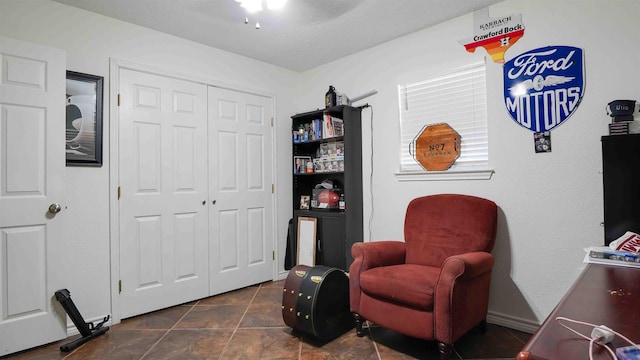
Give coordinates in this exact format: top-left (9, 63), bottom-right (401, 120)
top-left (404, 194), bottom-right (497, 267)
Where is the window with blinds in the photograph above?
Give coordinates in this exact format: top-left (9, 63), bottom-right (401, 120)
top-left (398, 62), bottom-right (488, 173)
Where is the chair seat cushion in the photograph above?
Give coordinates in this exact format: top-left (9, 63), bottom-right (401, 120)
top-left (359, 264), bottom-right (440, 310)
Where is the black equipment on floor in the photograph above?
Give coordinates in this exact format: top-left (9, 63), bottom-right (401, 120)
top-left (54, 289), bottom-right (110, 352)
top-left (281, 265), bottom-right (353, 341)
top-left (284, 218), bottom-right (296, 270)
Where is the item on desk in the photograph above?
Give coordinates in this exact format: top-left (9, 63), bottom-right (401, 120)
top-left (616, 345), bottom-right (640, 360)
top-left (610, 231), bottom-right (640, 253)
top-left (589, 249), bottom-right (640, 263)
top-left (583, 246), bottom-right (640, 268)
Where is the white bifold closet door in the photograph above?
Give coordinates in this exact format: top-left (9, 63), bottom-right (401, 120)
top-left (208, 86), bottom-right (274, 296)
top-left (118, 69), bottom-right (209, 318)
top-left (117, 69), bottom-right (274, 318)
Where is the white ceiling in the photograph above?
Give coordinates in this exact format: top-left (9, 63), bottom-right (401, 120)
top-left (53, 0), bottom-right (504, 72)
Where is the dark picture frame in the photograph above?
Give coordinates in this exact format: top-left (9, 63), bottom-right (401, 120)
top-left (65, 70), bottom-right (103, 166)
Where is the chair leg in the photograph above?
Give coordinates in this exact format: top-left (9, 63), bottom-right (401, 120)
top-left (479, 319), bottom-right (487, 333)
top-left (353, 313), bottom-right (367, 337)
top-left (437, 342), bottom-right (452, 360)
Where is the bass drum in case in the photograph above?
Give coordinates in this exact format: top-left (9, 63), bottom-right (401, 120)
top-left (282, 265), bottom-right (310, 329)
top-left (282, 265), bottom-right (353, 341)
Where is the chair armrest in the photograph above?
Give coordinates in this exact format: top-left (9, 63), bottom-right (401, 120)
top-left (434, 251), bottom-right (494, 343)
top-left (435, 252), bottom-right (494, 297)
top-left (351, 241), bottom-right (406, 270)
top-left (349, 241), bottom-right (406, 313)
top-left (442, 252), bottom-right (494, 280)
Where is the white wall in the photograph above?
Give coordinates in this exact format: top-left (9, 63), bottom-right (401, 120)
top-left (297, 0), bottom-right (640, 330)
top-left (2, 0), bottom-right (639, 337)
top-left (0, 0), bottom-right (298, 327)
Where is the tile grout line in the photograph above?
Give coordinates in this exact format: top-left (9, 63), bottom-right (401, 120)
top-left (217, 285), bottom-right (262, 360)
top-left (505, 327), bottom-right (531, 345)
top-left (138, 303), bottom-right (199, 359)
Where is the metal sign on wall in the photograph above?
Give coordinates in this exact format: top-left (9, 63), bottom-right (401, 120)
top-left (411, 123), bottom-right (461, 171)
top-left (458, 8), bottom-right (525, 64)
top-left (503, 45), bottom-right (585, 132)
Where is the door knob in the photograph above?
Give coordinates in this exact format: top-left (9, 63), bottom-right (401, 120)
top-left (48, 203), bottom-right (62, 214)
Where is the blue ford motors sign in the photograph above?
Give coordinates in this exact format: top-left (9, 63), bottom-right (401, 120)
top-left (503, 46), bottom-right (585, 132)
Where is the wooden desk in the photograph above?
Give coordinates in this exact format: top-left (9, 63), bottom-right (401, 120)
top-left (517, 264), bottom-right (640, 360)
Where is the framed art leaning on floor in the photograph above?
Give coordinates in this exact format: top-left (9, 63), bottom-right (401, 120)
top-left (297, 217), bottom-right (317, 266)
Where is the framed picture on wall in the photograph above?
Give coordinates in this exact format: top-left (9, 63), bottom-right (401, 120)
top-left (66, 70), bottom-right (104, 167)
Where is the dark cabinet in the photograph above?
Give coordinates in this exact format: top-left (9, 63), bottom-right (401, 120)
top-left (602, 134), bottom-right (640, 245)
top-left (291, 105), bottom-right (363, 270)
top-left (315, 214), bottom-right (345, 269)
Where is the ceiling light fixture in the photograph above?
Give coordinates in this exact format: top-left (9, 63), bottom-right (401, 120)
top-left (236, 0), bottom-right (287, 28)
top-left (236, 0), bottom-right (262, 13)
top-left (235, 0), bottom-right (287, 13)
top-left (265, 0), bottom-right (287, 10)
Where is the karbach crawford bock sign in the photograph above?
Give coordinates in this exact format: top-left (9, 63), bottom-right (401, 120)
top-left (458, 8), bottom-right (525, 64)
top-left (503, 46), bottom-right (585, 132)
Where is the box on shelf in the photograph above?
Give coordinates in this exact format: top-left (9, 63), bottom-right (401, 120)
top-left (318, 141), bottom-right (344, 160)
top-left (312, 158), bottom-right (343, 173)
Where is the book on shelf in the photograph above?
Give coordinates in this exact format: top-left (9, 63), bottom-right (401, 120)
top-left (293, 119), bottom-right (324, 142)
top-left (313, 119), bottom-right (322, 140)
top-left (322, 113), bottom-right (343, 139)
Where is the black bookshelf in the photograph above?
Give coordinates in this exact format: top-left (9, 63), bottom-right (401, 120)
top-left (291, 105), bottom-right (363, 270)
top-left (602, 134), bottom-right (640, 245)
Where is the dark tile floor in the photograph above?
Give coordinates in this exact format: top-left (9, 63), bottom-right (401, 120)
top-left (2, 280), bottom-right (531, 359)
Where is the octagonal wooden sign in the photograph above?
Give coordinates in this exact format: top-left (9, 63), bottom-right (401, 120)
top-left (412, 123), bottom-right (461, 171)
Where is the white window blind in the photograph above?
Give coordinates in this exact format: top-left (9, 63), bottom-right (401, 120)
top-left (398, 62), bottom-right (488, 173)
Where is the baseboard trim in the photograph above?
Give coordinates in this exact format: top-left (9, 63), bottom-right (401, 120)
top-left (276, 270), bottom-right (289, 281)
top-left (487, 310), bottom-right (540, 334)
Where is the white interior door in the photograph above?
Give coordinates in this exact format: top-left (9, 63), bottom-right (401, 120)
top-left (118, 69), bottom-right (209, 318)
top-left (0, 36), bottom-right (66, 355)
top-left (208, 86), bottom-right (274, 295)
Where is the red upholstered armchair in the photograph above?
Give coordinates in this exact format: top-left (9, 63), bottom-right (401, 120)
top-left (349, 194), bottom-right (498, 360)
